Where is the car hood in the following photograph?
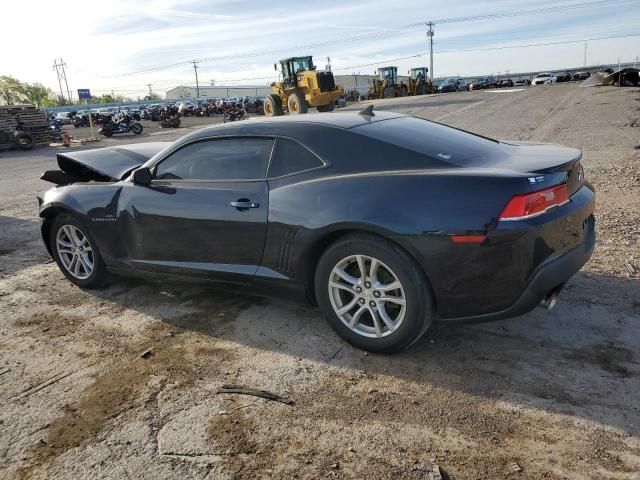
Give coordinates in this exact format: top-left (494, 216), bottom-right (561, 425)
top-left (55, 142), bottom-right (171, 181)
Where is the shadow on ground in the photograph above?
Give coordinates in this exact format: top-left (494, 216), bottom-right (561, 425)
top-left (0, 216), bottom-right (50, 276)
top-left (81, 268), bottom-right (640, 437)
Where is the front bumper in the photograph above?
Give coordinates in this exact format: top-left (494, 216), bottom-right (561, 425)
top-left (441, 213), bottom-right (595, 323)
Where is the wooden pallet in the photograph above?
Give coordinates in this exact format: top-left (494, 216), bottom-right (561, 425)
top-left (0, 105), bottom-right (52, 146)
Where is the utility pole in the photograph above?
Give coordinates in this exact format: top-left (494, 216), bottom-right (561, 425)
top-left (210, 79), bottom-right (215, 86)
top-left (52, 58), bottom-right (71, 105)
top-left (635, 56), bottom-right (638, 69)
top-left (426, 22), bottom-right (434, 81)
top-left (192, 60), bottom-right (200, 99)
top-left (147, 84), bottom-right (153, 97)
top-left (584, 42), bottom-right (587, 68)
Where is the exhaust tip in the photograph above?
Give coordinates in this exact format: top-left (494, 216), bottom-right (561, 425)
top-left (540, 287), bottom-right (562, 311)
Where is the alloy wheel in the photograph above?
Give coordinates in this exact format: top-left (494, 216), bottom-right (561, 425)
top-left (56, 225), bottom-right (94, 280)
top-left (328, 255), bottom-right (406, 338)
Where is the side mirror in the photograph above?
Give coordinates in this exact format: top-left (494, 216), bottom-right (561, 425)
top-left (132, 167), bottom-right (152, 185)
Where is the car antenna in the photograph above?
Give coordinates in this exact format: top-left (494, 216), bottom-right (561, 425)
top-left (358, 104), bottom-right (375, 117)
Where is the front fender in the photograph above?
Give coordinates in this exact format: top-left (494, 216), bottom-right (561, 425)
top-left (38, 183), bottom-right (124, 264)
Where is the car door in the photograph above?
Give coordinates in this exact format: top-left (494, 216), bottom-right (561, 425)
top-left (117, 136), bottom-right (274, 284)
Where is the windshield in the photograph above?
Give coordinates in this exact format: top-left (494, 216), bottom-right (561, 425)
top-left (537, 73), bottom-right (550, 78)
top-left (291, 57), bottom-right (312, 73)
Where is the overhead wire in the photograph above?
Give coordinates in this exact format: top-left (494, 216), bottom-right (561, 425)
top-left (114, 0), bottom-right (633, 76)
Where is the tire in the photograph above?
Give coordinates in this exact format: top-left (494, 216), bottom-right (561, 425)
top-left (172, 117), bottom-right (181, 128)
top-left (14, 132), bottom-right (34, 150)
top-left (49, 214), bottom-right (107, 289)
top-left (131, 123), bottom-right (143, 134)
top-left (317, 103), bottom-right (335, 112)
top-left (314, 234), bottom-right (434, 353)
top-left (264, 94), bottom-right (283, 117)
top-left (287, 93), bottom-right (308, 114)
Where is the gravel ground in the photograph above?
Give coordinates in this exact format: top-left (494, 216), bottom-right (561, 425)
top-left (1, 84), bottom-right (639, 480)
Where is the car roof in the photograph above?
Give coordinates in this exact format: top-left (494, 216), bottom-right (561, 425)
top-left (190, 110), bottom-right (407, 136)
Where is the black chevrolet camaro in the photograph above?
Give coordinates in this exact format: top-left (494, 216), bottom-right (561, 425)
top-left (38, 108), bottom-right (595, 352)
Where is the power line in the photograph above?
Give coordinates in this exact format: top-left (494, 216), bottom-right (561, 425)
top-left (332, 32), bottom-right (640, 71)
top-left (115, 0), bottom-right (632, 76)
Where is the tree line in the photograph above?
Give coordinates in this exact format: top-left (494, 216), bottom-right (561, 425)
top-left (0, 75), bottom-right (161, 108)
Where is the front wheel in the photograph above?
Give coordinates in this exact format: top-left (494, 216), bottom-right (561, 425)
top-left (131, 123), bottom-right (143, 134)
top-left (263, 94), bottom-right (283, 117)
top-left (49, 214), bottom-right (107, 289)
top-left (315, 235), bottom-right (434, 353)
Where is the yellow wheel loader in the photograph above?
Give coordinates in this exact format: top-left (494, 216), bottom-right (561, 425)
top-left (367, 66), bottom-right (407, 100)
top-left (263, 56), bottom-right (343, 117)
top-left (407, 67), bottom-right (435, 95)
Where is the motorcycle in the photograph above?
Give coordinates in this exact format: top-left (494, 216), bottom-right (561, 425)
top-left (99, 114), bottom-right (143, 137)
top-left (223, 107), bottom-right (247, 123)
top-left (73, 114), bottom-right (90, 128)
top-left (160, 116), bottom-right (181, 128)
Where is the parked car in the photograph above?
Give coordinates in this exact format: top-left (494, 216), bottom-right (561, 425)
top-left (438, 78), bottom-right (467, 93)
top-left (556, 72), bottom-right (572, 83)
top-left (496, 79), bottom-right (514, 88)
top-left (469, 76), bottom-right (497, 90)
top-left (572, 71), bottom-right (591, 81)
top-left (514, 79), bottom-right (531, 86)
top-left (54, 112), bottom-right (72, 124)
top-left (38, 109), bottom-right (594, 353)
top-left (532, 73), bottom-right (557, 85)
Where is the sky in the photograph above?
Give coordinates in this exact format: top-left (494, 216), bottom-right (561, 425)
top-left (1, 0), bottom-right (639, 100)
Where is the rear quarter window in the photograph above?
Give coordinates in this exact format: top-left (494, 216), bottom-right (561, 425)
top-left (353, 116), bottom-right (503, 167)
top-left (268, 138), bottom-right (324, 178)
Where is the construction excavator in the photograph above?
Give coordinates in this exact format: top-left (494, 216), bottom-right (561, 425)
top-left (367, 66), bottom-right (407, 99)
top-left (407, 67), bottom-right (435, 95)
top-left (263, 56), bottom-right (343, 116)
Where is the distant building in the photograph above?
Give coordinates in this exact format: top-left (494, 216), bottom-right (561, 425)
top-left (165, 85), bottom-right (271, 100)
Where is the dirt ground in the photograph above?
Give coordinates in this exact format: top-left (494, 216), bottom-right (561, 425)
top-left (1, 84), bottom-right (639, 480)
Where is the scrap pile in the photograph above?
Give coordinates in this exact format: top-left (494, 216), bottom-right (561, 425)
top-left (0, 104), bottom-right (53, 150)
top-left (0, 108), bottom-right (19, 150)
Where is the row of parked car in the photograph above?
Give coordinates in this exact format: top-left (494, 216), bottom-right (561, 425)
top-left (437, 70), bottom-right (594, 92)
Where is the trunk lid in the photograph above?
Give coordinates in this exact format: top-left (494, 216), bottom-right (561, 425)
top-left (499, 141), bottom-right (583, 194)
top-left (43, 142), bottom-right (170, 184)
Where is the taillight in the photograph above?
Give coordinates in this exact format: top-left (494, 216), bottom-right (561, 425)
top-left (499, 184), bottom-right (570, 221)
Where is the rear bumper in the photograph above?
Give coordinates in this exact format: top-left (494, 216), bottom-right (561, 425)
top-left (441, 213), bottom-right (595, 323)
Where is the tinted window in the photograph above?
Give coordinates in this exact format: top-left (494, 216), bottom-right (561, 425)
top-left (354, 116), bottom-right (502, 168)
top-left (268, 138), bottom-right (324, 178)
top-left (155, 138), bottom-right (273, 180)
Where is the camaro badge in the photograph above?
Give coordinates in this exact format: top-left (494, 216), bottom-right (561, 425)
top-left (528, 176), bottom-right (545, 184)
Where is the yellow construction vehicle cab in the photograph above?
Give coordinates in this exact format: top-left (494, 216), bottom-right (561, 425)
top-left (367, 66), bottom-right (407, 99)
top-left (264, 56), bottom-right (343, 116)
top-left (407, 67), bottom-right (435, 95)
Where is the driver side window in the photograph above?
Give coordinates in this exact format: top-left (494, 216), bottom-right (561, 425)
top-left (154, 137), bottom-right (274, 181)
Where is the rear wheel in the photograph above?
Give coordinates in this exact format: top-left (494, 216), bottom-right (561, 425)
top-left (131, 123), bottom-right (143, 134)
top-left (287, 93), bottom-right (308, 114)
top-left (264, 94), bottom-right (283, 117)
top-left (315, 235), bottom-right (434, 353)
top-left (49, 214), bottom-right (107, 289)
top-left (317, 103), bottom-right (335, 112)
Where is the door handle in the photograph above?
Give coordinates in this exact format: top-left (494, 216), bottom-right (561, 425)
top-left (230, 199), bottom-right (259, 210)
